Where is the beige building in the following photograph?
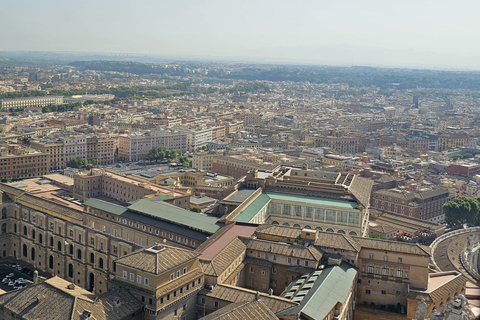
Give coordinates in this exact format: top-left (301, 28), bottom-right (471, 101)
top-left (30, 138), bottom-right (65, 171)
top-left (0, 144), bottom-right (50, 180)
top-left (113, 244), bottom-right (204, 320)
top-left (193, 152), bottom-right (218, 171)
top-left (156, 169), bottom-right (237, 200)
top-left (118, 129), bottom-right (187, 162)
top-left (0, 95), bottom-right (63, 110)
top-left (73, 168), bottom-right (191, 208)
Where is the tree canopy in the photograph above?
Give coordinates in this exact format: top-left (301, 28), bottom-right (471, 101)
top-left (66, 157), bottom-right (88, 169)
top-left (146, 146), bottom-right (179, 163)
top-left (443, 197), bottom-right (480, 228)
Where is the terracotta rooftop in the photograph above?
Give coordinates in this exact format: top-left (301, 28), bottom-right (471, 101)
top-left (115, 244), bottom-right (199, 275)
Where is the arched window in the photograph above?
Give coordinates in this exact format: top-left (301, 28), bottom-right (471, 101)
top-left (326, 228), bottom-right (334, 232)
top-left (23, 226), bottom-right (27, 236)
top-left (99, 258), bottom-right (104, 269)
top-left (349, 231), bottom-right (357, 236)
top-left (90, 253), bottom-right (95, 264)
top-left (77, 249), bottom-right (82, 260)
top-left (23, 244), bottom-right (27, 257)
top-left (57, 241), bottom-right (62, 251)
top-left (32, 229), bottom-right (36, 240)
top-left (337, 230), bottom-right (345, 234)
top-left (49, 255), bottom-right (54, 269)
top-left (293, 224), bottom-right (301, 228)
top-left (31, 247), bottom-right (35, 261)
top-left (14, 223), bottom-right (17, 233)
top-left (271, 221), bottom-right (279, 225)
top-left (39, 233), bottom-right (43, 244)
top-left (282, 223), bottom-right (290, 227)
top-left (69, 245), bottom-right (73, 255)
top-left (50, 237), bottom-right (54, 247)
top-left (1, 223), bottom-right (6, 233)
top-left (68, 264), bottom-right (73, 278)
top-left (1, 208), bottom-right (6, 219)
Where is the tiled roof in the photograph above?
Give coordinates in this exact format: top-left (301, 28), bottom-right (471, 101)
top-left (0, 183), bottom-right (84, 221)
top-left (199, 284), bottom-right (296, 314)
top-left (315, 232), bottom-right (361, 252)
top-left (349, 176), bottom-right (373, 208)
top-left (199, 299), bottom-right (280, 320)
top-left (408, 272), bottom-right (468, 302)
top-left (200, 237), bottom-right (246, 277)
top-left (241, 237), bottom-right (323, 261)
top-left (115, 245), bottom-right (199, 274)
top-left (354, 237), bottom-right (431, 256)
top-left (255, 224), bottom-right (302, 239)
top-left (0, 276), bottom-right (143, 320)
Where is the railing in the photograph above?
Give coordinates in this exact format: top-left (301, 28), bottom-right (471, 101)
top-left (429, 226), bottom-right (480, 271)
top-left (460, 247), bottom-right (480, 281)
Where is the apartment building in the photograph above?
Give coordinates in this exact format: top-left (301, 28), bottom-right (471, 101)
top-left (176, 127), bottom-right (213, 151)
top-left (314, 136), bottom-right (364, 154)
top-left (0, 95), bottom-right (63, 110)
top-left (224, 121), bottom-right (244, 136)
top-left (192, 152), bottom-right (217, 171)
top-left (62, 135), bottom-right (87, 165)
top-left (438, 134), bottom-right (470, 152)
top-left (371, 186), bottom-right (452, 223)
top-left (211, 125), bottom-right (226, 141)
top-left (30, 138), bottom-right (64, 170)
top-left (85, 135), bottom-right (116, 165)
top-left (118, 129), bottom-right (187, 162)
top-left (0, 144), bottom-right (49, 180)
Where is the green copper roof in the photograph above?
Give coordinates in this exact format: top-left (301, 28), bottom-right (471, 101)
top-left (277, 263), bottom-right (357, 319)
top-left (84, 198), bottom-right (127, 216)
top-left (128, 197), bottom-right (221, 234)
top-left (233, 193), bottom-right (271, 222)
top-left (265, 192), bottom-right (357, 209)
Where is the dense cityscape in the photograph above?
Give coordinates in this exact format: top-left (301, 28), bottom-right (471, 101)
top-left (0, 54), bottom-right (477, 320)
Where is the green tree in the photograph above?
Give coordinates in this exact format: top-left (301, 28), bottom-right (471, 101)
top-left (443, 197), bottom-right (480, 228)
top-left (369, 233), bottom-right (386, 240)
top-left (91, 159), bottom-right (99, 166)
top-left (66, 157), bottom-right (88, 169)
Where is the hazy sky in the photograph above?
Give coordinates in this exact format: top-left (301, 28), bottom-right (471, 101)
top-left (1, 0), bottom-right (480, 67)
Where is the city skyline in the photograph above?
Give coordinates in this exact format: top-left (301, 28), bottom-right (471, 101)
top-left (1, 0), bottom-right (480, 69)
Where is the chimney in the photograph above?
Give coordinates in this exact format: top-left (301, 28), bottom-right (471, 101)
top-left (255, 291), bottom-right (261, 301)
top-left (33, 270), bottom-right (39, 284)
top-left (67, 283), bottom-right (75, 290)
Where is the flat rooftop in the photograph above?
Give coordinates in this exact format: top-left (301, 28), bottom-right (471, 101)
top-left (266, 192), bottom-right (358, 209)
top-left (200, 224), bottom-right (257, 260)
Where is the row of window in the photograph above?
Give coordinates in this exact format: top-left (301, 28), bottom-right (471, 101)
top-left (123, 271), bottom-right (150, 286)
